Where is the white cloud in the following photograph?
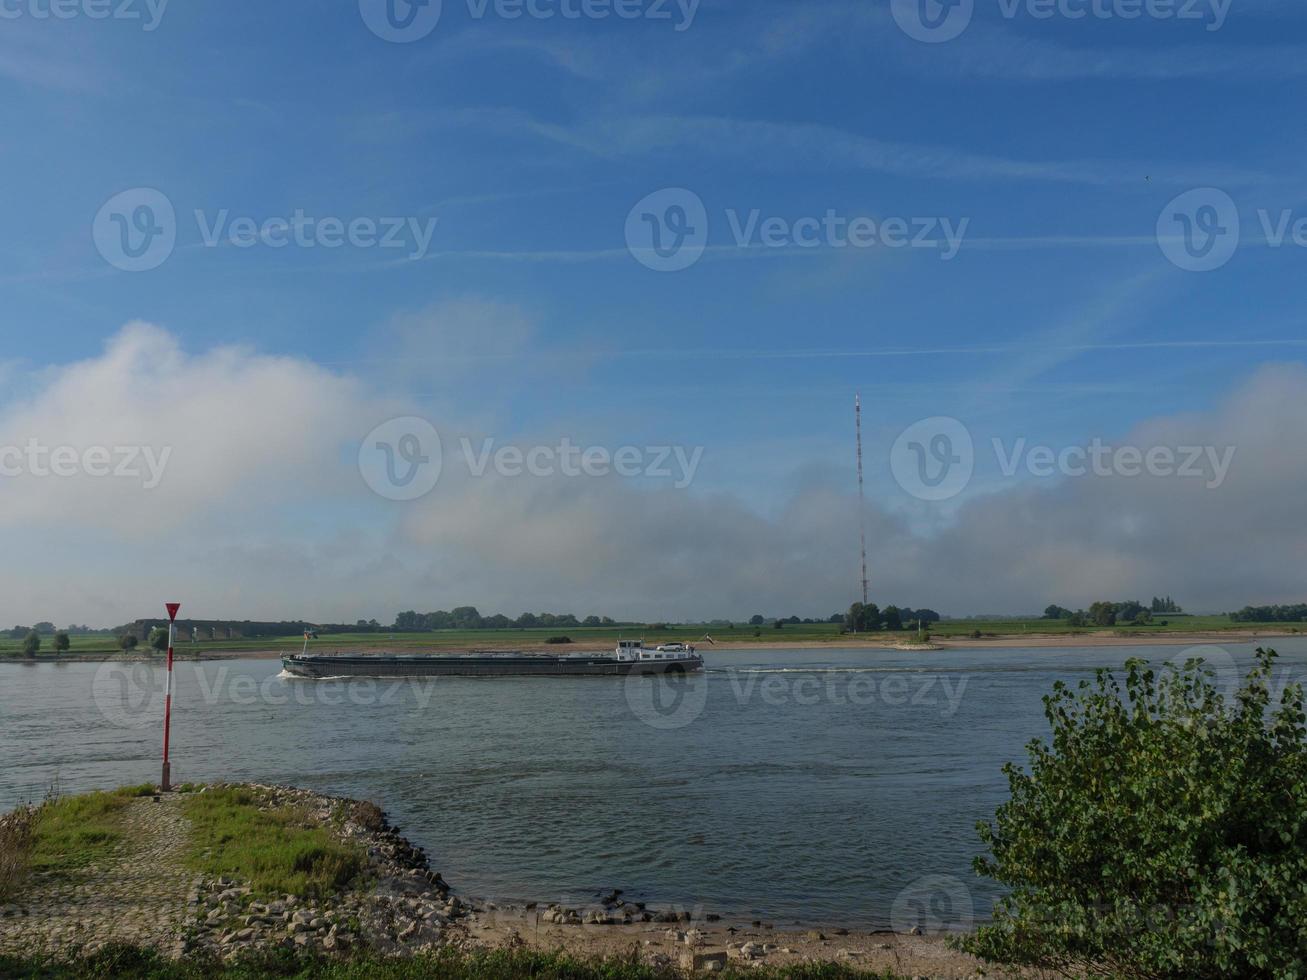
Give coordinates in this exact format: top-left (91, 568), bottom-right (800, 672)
top-left (0, 323), bottom-right (371, 533)
top-left (1, 325), bottom-right (1303, 626)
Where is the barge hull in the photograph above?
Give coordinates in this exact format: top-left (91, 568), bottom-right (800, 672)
top-left (281, 655), bottom-right (703, 679)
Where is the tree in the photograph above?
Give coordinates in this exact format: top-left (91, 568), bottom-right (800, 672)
top-left (54, 631), bottom-right (70, 653)
top-left (1114, 599), bottom-right (1145, 623)
top-left (148, 627), bottom-right (169, 652)
top-left (845, 602), bottom-right (881, 633)
top-left (450, 606), bottom-right (482, 629)
top-left (21, 630), bottom-right (40, 657)
top-left (1088, 601), bottom-right (1116, 627)
top-left (33, 621), bottom-right (55, 635)
top-left (583, 615), bottom-right (602, 627)
top-left (1133, 608), bottom-right (1153, 625)
top-left (882, 605), bottom-right (903, 631)
top-left (964, 649), bottom-right (1307, 978)
top-left (748, 615), bottom-right (765, 626)
top-left (119, 634), bottom-right (138, 652)
top-left (1043, 604), bottom-right (1072, 620)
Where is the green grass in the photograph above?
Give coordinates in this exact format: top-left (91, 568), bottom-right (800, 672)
top-left (0, 945), bottom-right (904, 979)
top-left (182, 789), bottom-right (364, 899)
top-left (29, 789), bottom-right (144, 873)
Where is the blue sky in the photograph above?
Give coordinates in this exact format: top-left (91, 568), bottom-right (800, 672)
top-left (0, 0), bottom-right (1304, 625)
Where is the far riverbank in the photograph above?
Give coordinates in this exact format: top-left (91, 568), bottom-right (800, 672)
top-left (4, 626), bottom-right (1296, 663)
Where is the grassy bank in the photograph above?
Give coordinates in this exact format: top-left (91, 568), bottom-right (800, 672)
top-left (183, 788), bottom-right (365, 898)
top-left (0, 945), bottom-right (902, 979)
top-left (28, 785), bottom-right (156, 874)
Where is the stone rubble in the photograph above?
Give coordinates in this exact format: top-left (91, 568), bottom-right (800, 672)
top-left (184, 783), bottom-right (474, 961)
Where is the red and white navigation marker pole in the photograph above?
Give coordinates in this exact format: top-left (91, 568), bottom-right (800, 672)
top-left (161, 601), bottom-right (181, 792)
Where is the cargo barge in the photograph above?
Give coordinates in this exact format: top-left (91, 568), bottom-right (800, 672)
top-left (281, 639), bottom-right (704, 679)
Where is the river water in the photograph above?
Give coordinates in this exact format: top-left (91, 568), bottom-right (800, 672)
top-left (2, 639), bottom-right (1303, 927)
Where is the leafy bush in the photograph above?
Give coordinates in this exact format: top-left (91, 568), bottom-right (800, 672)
top-left (963, 647), bottom-right (1307, 978)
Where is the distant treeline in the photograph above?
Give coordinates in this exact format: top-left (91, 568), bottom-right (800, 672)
top-left (394, 608), bottom-right (625, 631)
top-left (1043, 598), bottom-right (1176, 627)
top-left (844, 603), bottom-right (941, 632)
top-left (1229, 604), bottom-right (1307, 623)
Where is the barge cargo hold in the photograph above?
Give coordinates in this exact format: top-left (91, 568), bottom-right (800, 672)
top-left (282, 640), bottom-right (703, 679)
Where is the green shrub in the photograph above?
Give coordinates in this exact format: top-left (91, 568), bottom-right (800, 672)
top-left (963, 647), bottom-right (1307, 978)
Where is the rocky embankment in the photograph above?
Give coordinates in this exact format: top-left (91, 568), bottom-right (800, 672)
top-left (2, 784), bottom-right (1003, 976)
top-left (184, 784), bottom-right (474, 960)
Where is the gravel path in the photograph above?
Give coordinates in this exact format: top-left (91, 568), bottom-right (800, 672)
top-left (0, 794), bottom-right (195, 957)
